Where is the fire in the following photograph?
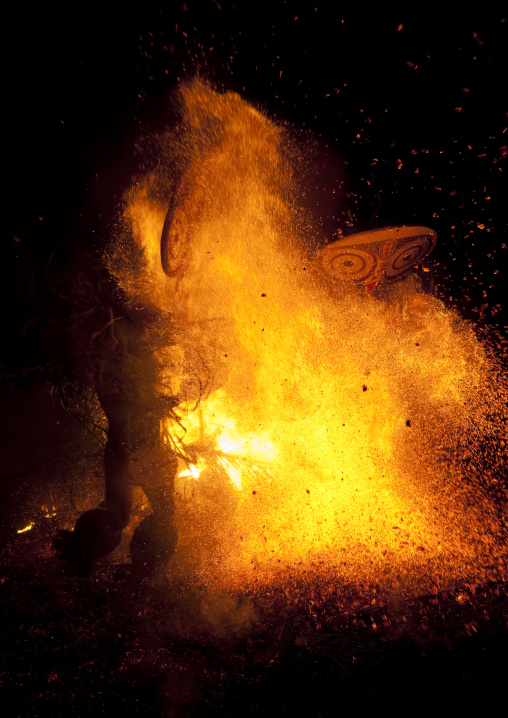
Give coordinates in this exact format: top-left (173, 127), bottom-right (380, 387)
top-left (217, 457), bottom-right (242, 490)
top-left (42, 504), bottom-right (57, 519)
top-left (17, 522), bottom-right (34, 534)
top-left (16, 504), bottom-right (57, 535)
top-left (178, 463), bottom-right (204, 480)
top-left (108, 80), bottom-right (508, 594)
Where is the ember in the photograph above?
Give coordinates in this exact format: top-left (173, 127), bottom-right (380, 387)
top-left (105, 79), bottom-right (508, 594)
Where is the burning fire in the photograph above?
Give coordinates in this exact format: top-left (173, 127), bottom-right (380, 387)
top-left (17, 504), bottom-right (57, 534)
top-left (17, 522), bottom-right (34, 534)
top-left (107, 80), bottom-right (508, 594)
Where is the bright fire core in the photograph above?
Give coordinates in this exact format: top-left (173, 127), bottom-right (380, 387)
top-left (110, 80), bottom-right (508, 594)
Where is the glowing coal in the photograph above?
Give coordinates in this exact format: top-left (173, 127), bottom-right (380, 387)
top-left (107, 80), bottom-right (508, 595)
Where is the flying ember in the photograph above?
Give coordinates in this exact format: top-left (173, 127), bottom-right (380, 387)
top-left (106, 79), bottom-right (507, 594)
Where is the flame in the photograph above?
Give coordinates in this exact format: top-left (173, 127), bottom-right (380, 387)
top-left (110, 79), bottom-right (508, 595)
top-left (217, 457), bottom-right (242, 490)
top-left (178, 461), bottom-right (205, 480)
top-left (17, 522), bottom-right (34, 534)
top-left (16, 504), bottom-right (57, 535)
top-left (217, 431), bottom-right (244, 456)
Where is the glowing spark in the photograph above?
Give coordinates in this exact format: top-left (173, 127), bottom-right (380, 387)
top-left (178, 463), bottom-right (203, 479)
top-left (17, 522), bottom-right (34, 534)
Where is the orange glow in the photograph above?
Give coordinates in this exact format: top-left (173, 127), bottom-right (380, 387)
top-left (17, 522), bottom-right (34, 534)
top-left (108, 80), bottom-right (508, 596)
top-left (178, 463), bottom-right (204, 480)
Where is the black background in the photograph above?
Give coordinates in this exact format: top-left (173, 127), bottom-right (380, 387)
top-left (2, 4), bottom-right (508, 356)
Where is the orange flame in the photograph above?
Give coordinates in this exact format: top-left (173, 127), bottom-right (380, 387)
top-left (17, 522), bottom-right (34, 534)
top-left (109, 80), bottom-right (508, 595)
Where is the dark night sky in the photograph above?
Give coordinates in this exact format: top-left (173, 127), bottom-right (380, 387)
top-left (2, 5), bottom-right (508, 355)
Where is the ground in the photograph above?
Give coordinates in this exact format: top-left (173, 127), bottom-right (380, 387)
top-left (2, 515), bottom-right (508, 715)
top-left (1, 386), bottom-right (508, 715)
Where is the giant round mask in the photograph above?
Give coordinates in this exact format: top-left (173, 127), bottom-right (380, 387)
top-left (317, 226), bottom-right (437, 292)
